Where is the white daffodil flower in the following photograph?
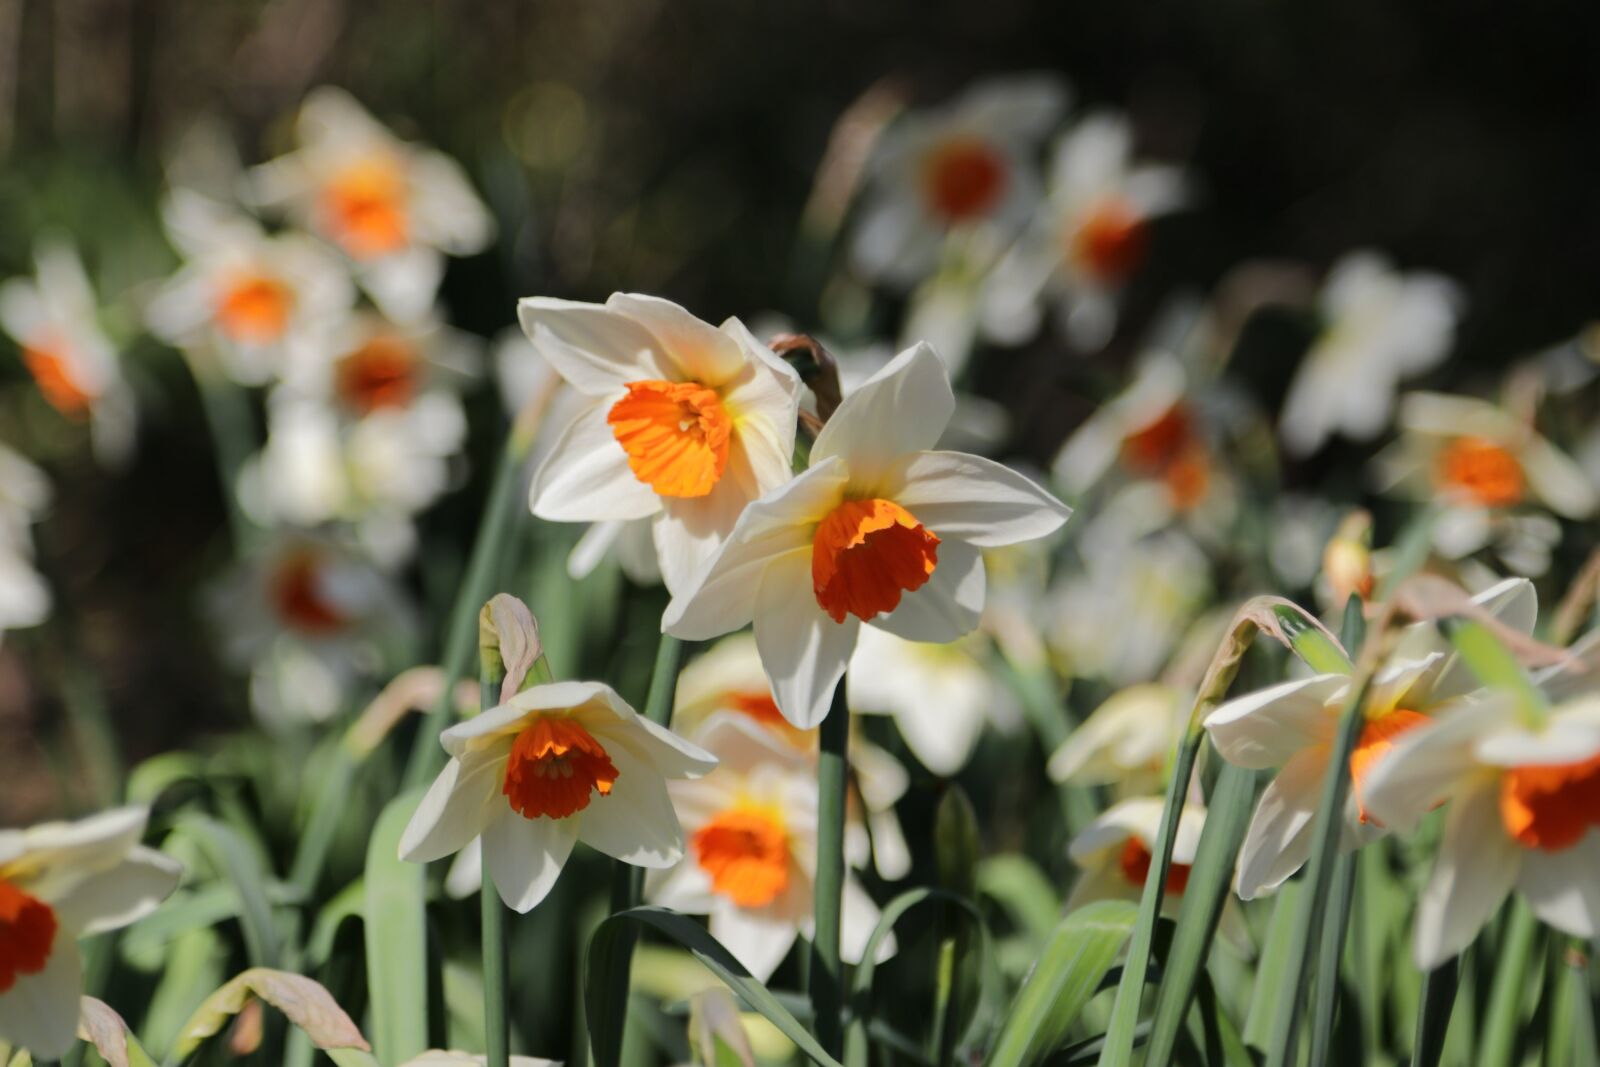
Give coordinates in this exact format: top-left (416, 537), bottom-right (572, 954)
top-left (1374, 392), bottom-right (1596, 576)
top-left (674, 634), bottom-right (913, 880)
top-left (0, 241), bottom-right (135, 465)
top-left (1204, 577), bottom-right (1536, 900)
top-left (647, 714), bottom-right (889, 981)
top-left (981, 111), bottom-right (1188, 352)
top-left (247, 87), bottom-right (493, 322)
top-left (516, 293), bottom-right (802, 596)
top-left (1048, 683), bottom-right (1190, 794)
top-left (1279, 252), bottom-right (1462, 457)
top-left (847, 625), bottom-right (1015, 777)
top-left (0, 807), bottom-right (182, 1059)
top-left (851, 75), bottom-right (1067, 289)
top-left (1363, 631), bottom-right (1600, 968)
top-left (401, 681), bottom-right (716, 913)
top-left (664, 343), bottom-right (1070, 728)
top-left (146, 188), bottom-right (354, 386)
top-left (1065, 797), bottom-right (1250, 951)
top-left (0, 445), bottom-right (51, 645)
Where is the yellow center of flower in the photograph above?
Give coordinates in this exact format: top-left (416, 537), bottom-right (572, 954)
top-left (22, 337), bottom-right (91, 418)
top-left (268, 550), bottom-right (348, 635)
top-left (502, 717), bottom-right (619, 820)
top-left (1348, 708), bottom-right (1430, 825)
top-left (336, 334), bottom-right (420, 415)
top-left (0, 879), bottom-right (57, 994)
top-left (1433, 437), bottom-right (1525, 509)
top-left (1499, 752), bottom-right (1600, 852)
top-left (215, 273), bottom-right (296, 344)
top-left (1117, 837), bottom-right (1191, 894)
top-left (1069, 197), bottom-right (1148, 283)
top-left (921, 137), bottom-right (1009, 222)
top-left (607, 380), bottom-right (732, 498)
top-left (319, 157), bottom-right (410, 259)
top-left (693, 804), bottom-right (790, 907)
top-left (811, 498), bottom-right (940, 623)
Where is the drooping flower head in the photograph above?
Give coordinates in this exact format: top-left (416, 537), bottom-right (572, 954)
top-left (400, 681), bottom-right (716, 913)
top-left (517, 294), bottom-right (802, 595)
top-left (664, 343), bottom-right (1070, 727)
top-left (0, 808), bottom-right (181, 1059)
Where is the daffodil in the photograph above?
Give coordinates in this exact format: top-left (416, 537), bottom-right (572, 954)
top-left (516, 294), bottom-right (802, 596)
top-left (664, 343), bottom-right (1071, 727)
top-left (1204, 577), bottom-right (1535, 899)
top-left (1374, 391), bottom-right (1596, 576)
top-left (647, 714), bottom-right (888, 981)
top-left (0, 241), bottom-right (136, 465)
top-left (146, 189), bottom-right (353, 386)
top-left (850, 75), bottom-right (1067, 288)
top-left (401, 681), bottom-right (716, 912)
top-left (1048, 683), bottom-right (1189, 794)
top-left (1279, 252), bottom-right (1462, 457)
top-left (0, 445), bottom-right (50, 646)
top-left (0, 807), bottom-right (181, 1059)
top-left (248, 87), bottom-right (493, 322)
top-left (982, 111), bottom-right (1189, 351)
top-left (1363, 631), bottom-right (1600, 968)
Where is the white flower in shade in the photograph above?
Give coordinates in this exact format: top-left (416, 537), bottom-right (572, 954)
top-left (982, 111), bottom-right (1188, 351)
top-left (648, 714), bottom-right (888, 981)
top-left (847, 625), bottom-right (1014, 776)
top-left (0, 445), bottom-right (51, 643)
top-left (516, 294), bottom-right (802, 596)
top-left (0, 807), bottom-right (181, 1059)
top-left (146, 189), bottom-right (353, 385)
top-left (665, 343), bottom-right (1071, 727)
top-left (401, 681), bottom-right (715, 913)
top-left (0, 241), bottom-right (135, 465)
top-left (1048, 683), bottom-right (1189, 793)
top-left (1374, 392), bottom-right (1596, 575)
top-left (1363, 633), bottom-right (1600, 968)
top-left (851, 75), bottom-right (1067, 288)
top-left (1280, 253), bottom-right (1462, 457)
top-left (1204, 577), bottom-right (1536, 900)
top-left (1065, 797), bottom-right (1250, 949)
top-left (673, 634), bottom-right (913, 880)
top-left (247, 87), bottom-right (493, 322)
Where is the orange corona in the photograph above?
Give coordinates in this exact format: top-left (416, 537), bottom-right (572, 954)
top-left (693, 805), bottom-right (790, 907)
top-left (1118, 837), bottom-right (1191, 895)
top-left (812, 498), bottom-right (940, 623)
top-left (1070, 198), bottom-right (1148, 283)
top-left (0, 879), bottom-right (56, 993)
top-left (502, 717), bottom-right (619, 821)
top-left (336, 335), bottom-right (420, 415)
top-left (922, 138), bottom-right (1008, 223)
top-left (22, 340), bottom-right (92, 418)
top-left (215, 274), bottom-right (295, 344)
top-left (1349, 709), bottom-right (1430, 825)
top-left (1434, 437), bottom-right (1525, 509)
top-left (320, 157), bottom-right (410, 259)
top-left (607, 380), bottom-right (732, 498)
top-left (268, 551), bottom-right (347, 635)
top-left (1499, 752), bottom-right (1600, 852)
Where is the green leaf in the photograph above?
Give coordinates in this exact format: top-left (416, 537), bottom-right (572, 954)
top-left (1307, 849), bottom-right (1358, 1067)
top-left (364, 788), bottom-right (431, 1065)
top-left (1410, 955), bottom-right (1459, 1067)
top-left (1143, 757), bottom-right (1258, 1067)
top-left (171, 967), bottom-right (372, 1060)
top-left (586, 906), bottom-right (844, 1067)
top-left (137, 925), bottom-right (227, 1058)
top-left (171, 813), bottom-right (281, 968)
top-left (1478, 900), bottom-right (1540, 1067)
top-left (1245, 881), bottom-right (1303, 1050)
top-left (977, 856), bottom-right (1061, 946)
top-left (1443, 619), bottom-right (1548, 719)
top-left (1273, 603), bottom-right (1354, 674)
top-left (986, 900), bottom-right (1139, 1067)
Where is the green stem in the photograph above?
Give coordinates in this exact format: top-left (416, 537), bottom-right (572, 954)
top-left (402, 426), bottom-right (535, 790)
top-left (811, 683), bottom-right (851, 1059)
top-left (481, 658), bottom-right (511, 1067)
top-left (1410, 955), bottom-right (1460, 1067)
top-left (1308, 848), bottom-right (1358, 1066)
top-left (1480, 901), bottom-right (1539, 1067)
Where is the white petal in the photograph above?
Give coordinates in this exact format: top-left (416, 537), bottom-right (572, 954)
top-left (663, 458), bottom-right (849, 641)
top-left (529, 401), bottom-right (662, 522)
top-left (753, 553), bottom-right (859, 728)
top-left (1235, 748), bottom-right (1327, 900)
top-left (1519, 833), bottom-right (1600, 939)
top-left (576, 745), bottom-right (685, 868)
top-left (360, 248), bottom-right (444, 325)
top-left (606, 294), bottom-right (746, 387)
top-left (647, 857), bottom-right (719, 913)
top-left (517, 297), bottom-right (668, 396)
top-left (871, 537), bottom-right (985, 644)
top-left (482, 811), bottom-right (578, 913)
top-left (1361, 700), bottom-right (1505, 833)
top-left (1521, 437), bottom-right (1598, 519)
top-left (51, 846), bottom-right (181, 935)
top-left (710, 904), bottom-right (799, 982)
top-left (1413, 782), bottom-right (1520, 969)
top-left (839, 877), bottom-right (894, 965)
top-left (0, 936), bottom-right (82, 1059)
top-left (568, 520), bottom-right (625, 580)
top-left (398, 751), bottom-right (507, 863)
top-left (811, 343), bottom-right (955, 486)
top-left (879, 451), bottom-right (1071, 547)
top-left (1203, 675), bottom-right (1345, 770)
top-left (653, 438), bottom-right (770, 597)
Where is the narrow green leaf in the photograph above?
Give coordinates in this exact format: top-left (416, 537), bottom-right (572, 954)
top-left (1143, 757), bottom-right (1258, 1067)
top-left (811, 685), bottom-right (851, 1059)
top-left (1307, 849), bottom-right (1357, 1067)
top-left (987, 900), bottom-right (1139, 1067)
top-left (1443, 619), bottom-right (1548, 719)
top-left (1479, 900), bottom-right (1539, 1067)
top-left (1245, 881), bottom-right (1304, 1050)
top-left (172, 813), bottom-right (281, 968)
top-left (287, 744), bottom-right (358, 898)
top-left (364, 788), bottom-right (431, 1064)
top-left (1408, 955), bottom-right (1459, 1067)
top-left (585, 906), bottom-right (844, 1067)
top-left (137, 925), bottom-right (226, 1058)
top-left (1274, 603), bottom-right (1354, 674)
top-left (977, 856), bottom-right (1061, 946)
